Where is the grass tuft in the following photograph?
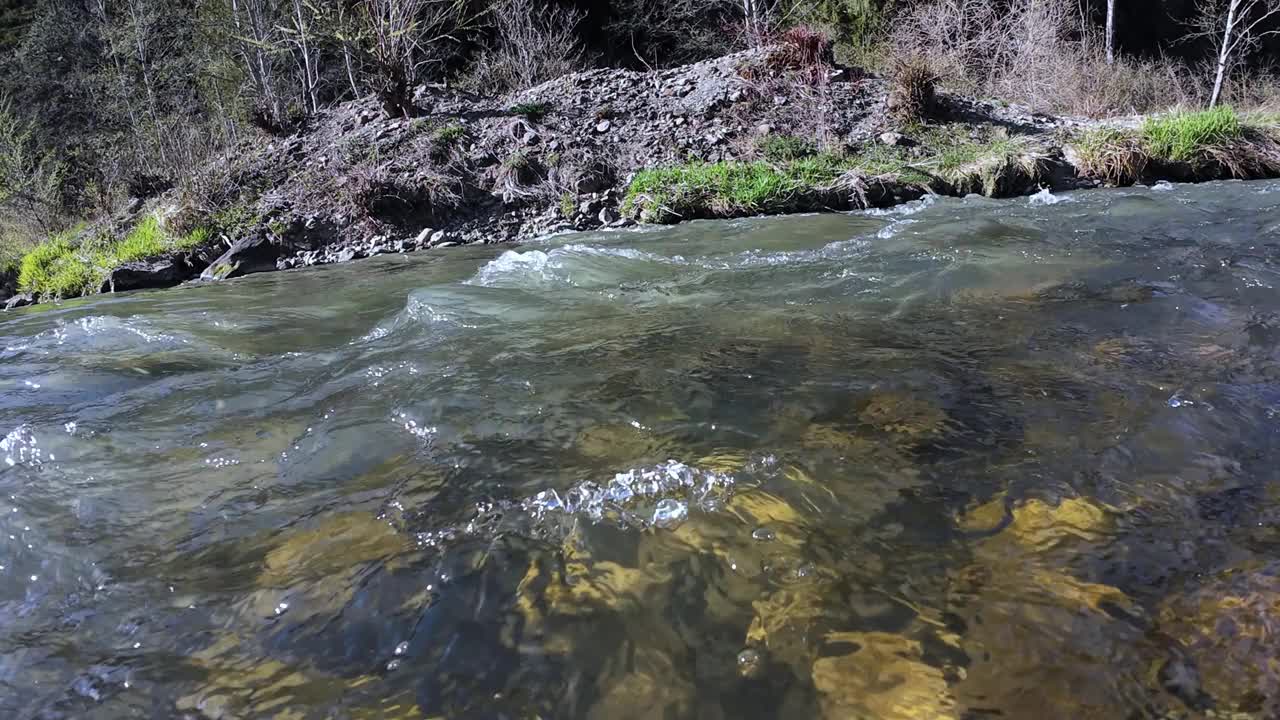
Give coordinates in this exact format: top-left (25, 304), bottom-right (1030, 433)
top-left (1141, 106), bottom-right (1243, 163)
top-left (509, 102), bottom-right (550, 121)
top-left (432, 122), bottom-right (467, 145)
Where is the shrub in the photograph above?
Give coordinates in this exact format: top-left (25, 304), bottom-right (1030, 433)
top-left (559, 192), bottom-right (576, 218)
top-left (758, 135), bottom-right (817, 162)
top-left (888, 55), bottom-right (938, 122)
top-left (765, 26), bottom-right (835, 84)
top-left (1141, 106), bottom-right (1244, 162)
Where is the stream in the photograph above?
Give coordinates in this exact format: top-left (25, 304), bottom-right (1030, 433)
top-left (3, 180), bottom-right (1280, 719)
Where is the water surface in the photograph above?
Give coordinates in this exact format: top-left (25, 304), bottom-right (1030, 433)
top-left (4, 181), bottom-right (1280, 719)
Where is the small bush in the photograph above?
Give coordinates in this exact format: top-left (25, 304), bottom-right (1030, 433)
top-left (1142, 106), bottom-right (1244, 162)
top-left (765, 26), bottom-right (835, 85)
top-left (559, 192), bottom-right (576, 218)
top-left (888, 56), bottom-right (938, 123)
top-left (509, 102), bottom-right (551, 121)
top-left (758, 135), bottom-right (817, 163)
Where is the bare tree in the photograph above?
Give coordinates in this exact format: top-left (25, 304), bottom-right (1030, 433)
top-left (605, 0), bottom-right (735, 69)
top-left (478, 0), bottom-right (584, 91)
top-left (1105, 0), bottom-right (1116, 63)
top-left (229, 0), bottom-right (286, 128)
top-left (281, 0), bottom-right (321, 114)
top-left (1191, 0), bottom-right (1280, 106)
top-left (740, 0), bottom-right (782, 47)
top-left (362, 0), bottom-right (470, 117)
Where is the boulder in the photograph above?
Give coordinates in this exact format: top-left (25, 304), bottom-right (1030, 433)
top-left (102, 258), bottom-right (191, 293)
top-left (201, 234), bottom-right (281, 281)
top-left (4, 293), bottom-right (34, 310)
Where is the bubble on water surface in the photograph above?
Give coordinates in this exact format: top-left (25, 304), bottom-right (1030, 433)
top-left (394, 641), bottom-right (409, 656)
top-left (2, 425), bottom-right (42, 467)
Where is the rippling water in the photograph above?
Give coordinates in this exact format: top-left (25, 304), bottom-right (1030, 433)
top-left (4, 181), bottom-right (1280, 719)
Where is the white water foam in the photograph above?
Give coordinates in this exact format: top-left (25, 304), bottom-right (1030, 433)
top-left (865, 194), bottom-right (938, 217)
top-left (466, 244), bottom-right (680, 288)
top-left (1028, 187), bottom-right (1071, 206)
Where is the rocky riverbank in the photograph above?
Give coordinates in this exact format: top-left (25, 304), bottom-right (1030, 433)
top-left (4, 46), bottom-right (1279, 309)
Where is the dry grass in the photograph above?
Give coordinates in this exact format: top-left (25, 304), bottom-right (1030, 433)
top-left (888, 55), bottom-right (938, 123)
top-left (1071, 128), bottom-right (1149, 185)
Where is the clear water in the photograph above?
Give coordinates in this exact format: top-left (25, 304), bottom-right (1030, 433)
top-left (3, 181), bottom-right (1280, 719)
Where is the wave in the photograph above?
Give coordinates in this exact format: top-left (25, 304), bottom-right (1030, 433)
top-left (466, 244), bottom-right (681, 288)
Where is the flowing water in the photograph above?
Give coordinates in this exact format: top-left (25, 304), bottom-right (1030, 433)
top-left (4, 181), bottom-right (1280, 719)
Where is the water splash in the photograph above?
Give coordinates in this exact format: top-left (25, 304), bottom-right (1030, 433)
top-left (1028, 187), bottom-right (1070, 206)
top-left (522, 459), bottom-right (736, 527)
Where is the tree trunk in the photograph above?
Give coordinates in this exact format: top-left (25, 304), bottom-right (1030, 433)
top-left (1104, 0), bottom-right (1116, 64)
top-left (1209, 0), bottom-right (1239, 107)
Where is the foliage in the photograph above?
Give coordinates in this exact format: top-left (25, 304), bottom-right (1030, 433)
top-left (17, 233), bottom-right (96, 299)
top-left (1072, 127), bottom-right (1149, 184)
top-left (15, 213), bottom-right (214, 299)
top-left (622, 149), bottom-right (930, 221)
top-left (509, 102), bottom-right (551, 121)
top-left (758, 135), bottom-right (818, 162)
top-left (432, 122), bottom-right (468, 144)
top-left (1141, 106), bottom-right (1244, 161)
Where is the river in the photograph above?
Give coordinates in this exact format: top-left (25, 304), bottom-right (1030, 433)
top-left (3, 180), bottom-right (1280, 719)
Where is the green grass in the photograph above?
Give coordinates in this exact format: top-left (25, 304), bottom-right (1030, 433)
top-left (16, 214), bottom-right (215, 300)
top-left (623, 150), bottom-right (926, 222)
top-left (622, 131), bottom-right (1054, 222)
top-left (17, 233), bottom-right (97, 299)
top-left (432, 122), bottom-right (466, 144)
top-left (1141, 106), bottom-right (1244, 162)
top-left (509, 102), bottom-right (550, 121)
top-left (1070, 106), bottom-right (1280, 185)
top-left (919, 130), bottom-right (1047, 196)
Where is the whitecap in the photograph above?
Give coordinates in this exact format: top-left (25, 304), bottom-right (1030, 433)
top-left (865, 194), bottom-right (938, 217)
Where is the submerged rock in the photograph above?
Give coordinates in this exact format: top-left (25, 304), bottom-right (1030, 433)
top-left (811, 632), bottom-right (955, 720)
top-left (1156, 562), bottom-right (1280, 715)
